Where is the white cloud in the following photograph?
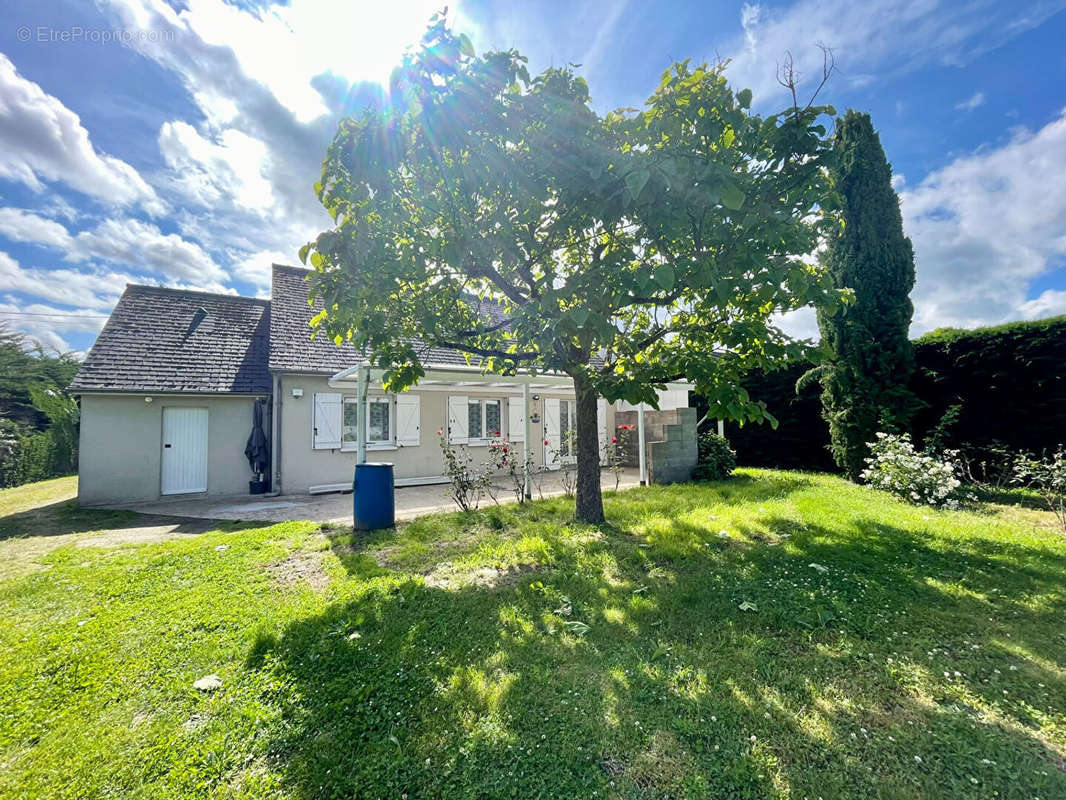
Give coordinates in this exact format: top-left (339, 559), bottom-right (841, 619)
top-left (901, 109), bottom-right (1066, 332)
top-left (0, 208), bottom-right (73, 250)
top-left (98, 0), bottom-right (338, 284)
top-left (955, 91), bottom-right (986, 112)
top-left (579, 1), bottom-right (632, 79)
top-left (775, 306), bottom-right (820, 341)
top-left (0, 250), bottom-right (137, 310)
top-left (725, 0), bottom-right (1063, 107)
top-left (0, 293), bottom-right (108, 354)
top-left (106, 0), bottom-right (449, 121)
top-left (72, 218), bottom-right (226, 287)
top-left (740, 3), bottom-right (765, 49)
top-left (0, 208), bottom-right (227, 288)
top-left (1018, 289), bottom-right (1066, 320)
top-left (230, 249), bottom-right (292, 294)
top-left (157, 121), bottom-right (274, 211)
top-left (0, 54), bottom-right (165, 215)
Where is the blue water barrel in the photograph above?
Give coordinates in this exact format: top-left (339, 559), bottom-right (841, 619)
top-left (353, 462), bottom-right (395, 530)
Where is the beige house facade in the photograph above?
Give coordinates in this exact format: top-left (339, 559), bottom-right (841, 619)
top-left (71, 264), bottom-right (692, 507)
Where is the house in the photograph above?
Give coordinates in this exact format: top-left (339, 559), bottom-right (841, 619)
top-left (70, 264), bottom-right (696, 507)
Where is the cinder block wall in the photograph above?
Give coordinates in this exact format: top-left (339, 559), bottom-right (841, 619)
top-left (615, 407), bottom-right (698, 484)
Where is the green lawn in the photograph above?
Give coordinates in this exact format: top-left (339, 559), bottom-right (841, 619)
top-left (1, 470), bottom-right (1065, 799)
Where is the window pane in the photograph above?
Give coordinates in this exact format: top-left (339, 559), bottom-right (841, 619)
top-left (368, 400), bottom-right (390, 442)
top-left (342, 399), bottom-right (359, 444)
top-left (485, 400), bottom-right (501, 438)
top-left (468, 401), bottom-right (482, 439)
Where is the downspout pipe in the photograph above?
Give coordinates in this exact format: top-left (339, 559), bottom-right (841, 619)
top-left (265, 372), bottom-right (282, 496)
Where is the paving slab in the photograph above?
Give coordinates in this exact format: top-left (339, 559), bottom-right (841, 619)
top-left (116, 468), bottom-right (643, 524)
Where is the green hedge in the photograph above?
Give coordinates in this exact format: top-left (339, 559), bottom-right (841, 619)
top-left (696, 363), bottom-right (837, 471)
top-left (704, 315), bottom-right (1066, 470)
top-left (0, 429), bottom-right (67, 488)
top-left (910, 315), bottom-right (1066, 459)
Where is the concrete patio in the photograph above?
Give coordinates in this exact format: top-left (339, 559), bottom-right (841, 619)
top-left (115, 467), bottom-right (642, 524)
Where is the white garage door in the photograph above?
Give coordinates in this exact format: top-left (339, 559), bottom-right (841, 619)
top-left (161, 407), bottom-right (208, 495)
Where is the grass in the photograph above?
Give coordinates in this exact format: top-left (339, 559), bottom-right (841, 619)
top-left (1, 470), bottom-right (1065, 799)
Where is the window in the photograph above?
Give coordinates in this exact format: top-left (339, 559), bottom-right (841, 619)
top-left (467, 398), bottom-right (503, 441)
top-left (559, 399), bottom-right (574, 457)
top-left (368, 398), bottom-right (390, 442)
top-left (342, 396), bottom-right (392, 449)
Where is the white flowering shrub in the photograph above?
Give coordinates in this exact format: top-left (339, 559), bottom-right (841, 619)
top-left (861, 432), bottom-right (969, 509)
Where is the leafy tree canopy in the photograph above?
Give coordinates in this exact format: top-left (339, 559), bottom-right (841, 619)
top-left (303, 17), bottom-right (844, 521)
top-left (0, 323), bottom-right (80, 432)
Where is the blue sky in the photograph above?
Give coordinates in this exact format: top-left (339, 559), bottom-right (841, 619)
top-left (1, 0), bottom-right (1065, 353)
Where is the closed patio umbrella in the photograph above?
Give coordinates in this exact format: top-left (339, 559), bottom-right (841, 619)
top-left (245, 398), bottom-right (270, 478)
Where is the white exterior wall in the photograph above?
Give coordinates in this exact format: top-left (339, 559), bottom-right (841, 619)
top-left (277, 373), bottom-right (616, 494)
top-left (619, 386), bottom-right (691, 412)
top-left (78, 393), bottom-right (259, 506)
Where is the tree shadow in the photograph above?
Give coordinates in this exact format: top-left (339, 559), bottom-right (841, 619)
top-left (246, 493), bottom-right (1066, 799)
top-left (0, 498), bottom-right (258, 540)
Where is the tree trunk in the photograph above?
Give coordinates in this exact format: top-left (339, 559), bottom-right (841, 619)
top-left (572, 372), bottom-right (605, 524)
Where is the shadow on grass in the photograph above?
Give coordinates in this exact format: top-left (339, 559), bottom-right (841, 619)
top-left (971, 484), bottom-right (1054, 513)
top-left (247, 480), bottom-right (1066, 799)
top-left (0, 498), bottom-right (257, 540)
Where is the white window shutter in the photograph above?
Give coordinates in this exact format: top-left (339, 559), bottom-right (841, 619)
top-left (396, 394), bottom-right (420, 446)
top-left (447, 395), bottom-right (469, 444)
top-left (507, 397), bottom-right (525, 441)
top-left (313, 392), bottom-right (342, 449)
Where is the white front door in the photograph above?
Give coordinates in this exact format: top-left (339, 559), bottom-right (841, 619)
top-left (161, 407), bottom-right (208, 495)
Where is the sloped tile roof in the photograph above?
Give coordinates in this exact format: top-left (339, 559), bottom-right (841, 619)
top-left (269, 264), bottom-right (497, 373)
top-left (70, 285), bottom-right (271, 394)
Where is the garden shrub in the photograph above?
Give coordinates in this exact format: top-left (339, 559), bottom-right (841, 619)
top-left (861, 432), bottom-right (968, 509)
top-left (1013, 447), bottom-right (1066, 533)
top-left (694, 432), bottom-right (736, 481)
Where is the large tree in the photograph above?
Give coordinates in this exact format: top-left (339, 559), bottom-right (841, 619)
top-left (304, 19), bottom-right (843, 522)
top-left (815, 111), bottom-right (918, 479)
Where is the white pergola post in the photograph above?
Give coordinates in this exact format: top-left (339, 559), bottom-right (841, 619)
top-left (638, 403), bottom-right (647, 486)
top-left (717, 418), bottom-right (725, 437)
top-left (356, 364), bottom-right (368, 464)
top-left (522, 383), bottom-right (532, 499)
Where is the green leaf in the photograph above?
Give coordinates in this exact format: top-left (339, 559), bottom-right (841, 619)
top-left (721, 184), bottom-right (745, 210)
top-left (458, 33), bottom-right (475, 57)
top-left (310, 252), bottom-right (324, 269)
top-left (737, 88), bottom-right (753, 109)
top-left (652, 265), bottom-right (676, 292)
top-left (298, 244), bottom-right (310, 265)
top-left (625, 168), bottom-right (651, 202)
top-left (738, 601), bottom-right (758, 612)
top-left (563, 620), bottom-right (590, 637)
top-left (569, 307), bottom-right (590, 327)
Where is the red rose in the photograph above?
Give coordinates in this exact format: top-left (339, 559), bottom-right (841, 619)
top-left (544, 439), bottom-right (550, 445)
top-left (611, 436), bottom-right (617, 443)
top-left (437, 428), bottom-right (443, 435)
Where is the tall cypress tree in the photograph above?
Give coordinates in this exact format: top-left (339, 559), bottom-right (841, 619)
top-left (817, 111), bottom-right (918, 479)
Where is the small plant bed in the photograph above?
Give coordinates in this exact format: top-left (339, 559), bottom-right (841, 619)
top-left (1, 470), bottom-right (1066, 798)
